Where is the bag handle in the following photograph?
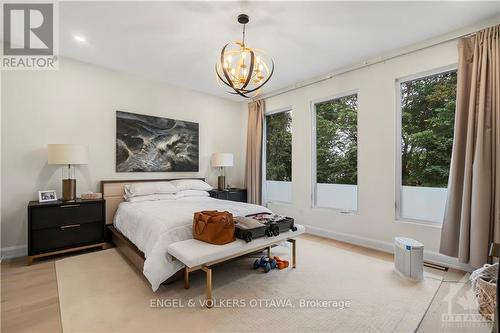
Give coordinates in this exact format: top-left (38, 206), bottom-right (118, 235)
top-left (194, 219), bottom-right (207, 235)
top-left (194, 212), bottom-right (211, 235)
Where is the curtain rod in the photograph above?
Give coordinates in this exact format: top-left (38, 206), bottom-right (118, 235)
top-left (254, 18), bottom-right (499, 102)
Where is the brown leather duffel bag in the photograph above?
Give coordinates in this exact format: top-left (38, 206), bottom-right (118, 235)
top-left (193, 210), bottom-right (235, 245)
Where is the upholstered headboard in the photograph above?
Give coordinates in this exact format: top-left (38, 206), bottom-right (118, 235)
top-left (100, 178), bottom-right (205, 225)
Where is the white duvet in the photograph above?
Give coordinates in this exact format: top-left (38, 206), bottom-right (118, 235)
top-left (113, 196), bottom-right (271, 291)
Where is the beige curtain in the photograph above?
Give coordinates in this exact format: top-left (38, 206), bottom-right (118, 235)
top-left (440, 25), bottom-right (500, 268)
top-left (245, 100), bottom-right (265, 204)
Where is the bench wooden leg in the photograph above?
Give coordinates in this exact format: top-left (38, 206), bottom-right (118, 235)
top-left (184, 266), bottom-right (189, 289)
top-left (287, 239), bottom-right (296, 268)
top-left (201, 265), bottom-right (212, 308)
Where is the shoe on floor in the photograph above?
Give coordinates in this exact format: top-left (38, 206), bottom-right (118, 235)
top-left (273, 256), bottom-right (289, 269)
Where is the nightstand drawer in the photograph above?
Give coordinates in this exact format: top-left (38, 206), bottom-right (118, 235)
top-left (31, 203), bottom-right (102, 230)
top-left (216, 192), bottom-right (229, 200)
top-left (227, 190), bottom-right (247, 202)
top-left (30, 222), bottom-right (104, 254)
top-left (209, 189), bottom-right (247, 203)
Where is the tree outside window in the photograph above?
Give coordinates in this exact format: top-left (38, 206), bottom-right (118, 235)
top-left (265, 111), bottom-right (292, 181)
top-left (315, 94), bottom-right (358, 185)
top-left (400, 70), bottom-right (457, 188)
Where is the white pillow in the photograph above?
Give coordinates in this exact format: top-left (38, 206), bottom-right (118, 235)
top-left (124, 182), bottom-right (178, 198)
top-left (126, 193), bottom-right (177, 203)
top-left (155, 193), bottom-right (178, 201)
top-left (170, 179), bottom-right (213, 191)
top-left (175, 190), bottom-right (210, 199)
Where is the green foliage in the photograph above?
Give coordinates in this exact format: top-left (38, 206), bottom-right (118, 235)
top-left (264, 71), bottom-right (457, 188)
top-left (316, 94), bottom-right (358, 184)
top-left (401, 71), bottom-right (457, 187)
top-left (265, 111), bottom-right (292, 181)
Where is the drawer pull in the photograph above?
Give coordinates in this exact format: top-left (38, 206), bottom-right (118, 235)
top-left (61, 204), bottom-right (80, 208)
top-left (60, 224), bottom-right (81, 229)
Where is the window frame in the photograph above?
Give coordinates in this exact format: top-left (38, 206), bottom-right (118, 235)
top-left (394, 64), bottom-right (458, 225)
top-left (311, 89), bottom-right (360, 214)
top-left (262, 106), bottom-right (293, 205)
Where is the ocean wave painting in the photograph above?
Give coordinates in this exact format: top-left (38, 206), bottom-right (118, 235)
top-left (116, 111), bottom-right (199, 172)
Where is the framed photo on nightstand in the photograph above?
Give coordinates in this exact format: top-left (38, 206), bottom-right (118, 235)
top-left (38, 190), bottom-right (57, 202)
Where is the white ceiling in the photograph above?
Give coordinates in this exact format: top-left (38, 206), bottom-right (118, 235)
top-left (59, 1), bottom-right (500, 101)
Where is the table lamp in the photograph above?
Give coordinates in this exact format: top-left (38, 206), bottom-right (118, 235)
top-left (48, 144), bottom-right (88, 201)
top-left (211, 153), bottom-right (234, 190)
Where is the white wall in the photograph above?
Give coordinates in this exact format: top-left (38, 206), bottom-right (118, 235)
top-left (1, 58), bottom-right (246, 251)
top-left (265, 40), bottom-right (460, 255)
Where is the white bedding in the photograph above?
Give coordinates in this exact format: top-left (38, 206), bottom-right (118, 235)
top-left (113, 196), bottom-right (271, 291)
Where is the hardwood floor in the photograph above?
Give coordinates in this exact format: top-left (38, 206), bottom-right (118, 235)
top-left (1, 257), bottom-right (61, 332)
top-left (1, 235), bottom-right (490, 332)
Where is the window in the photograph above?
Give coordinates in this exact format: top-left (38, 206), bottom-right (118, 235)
top-left (263, 109), bottom-right (292, 203)
top-left (313, 93), bottom-right (358, 211)
top-left (397, 68), bottom-right (457, 223)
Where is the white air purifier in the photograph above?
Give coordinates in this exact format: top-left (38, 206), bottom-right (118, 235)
top-left (394, 237), bottom-right (424, 281)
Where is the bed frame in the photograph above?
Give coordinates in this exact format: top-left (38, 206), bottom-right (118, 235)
top-left (101, 178), bottom-right (205, 274)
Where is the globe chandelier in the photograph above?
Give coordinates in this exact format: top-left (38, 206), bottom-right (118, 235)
top-left (216, 14), bottom-right (274, 98)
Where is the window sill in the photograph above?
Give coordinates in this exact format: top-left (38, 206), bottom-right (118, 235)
top-left (312, 206), bottom-right (359, 216)
top-left (265, 200), bottom-right (292, 205)
top-left (395, 218), bottom-right (442, 228)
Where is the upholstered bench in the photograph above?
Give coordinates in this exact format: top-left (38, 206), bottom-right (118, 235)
top-left (167, 225), bottom-right (305, 308)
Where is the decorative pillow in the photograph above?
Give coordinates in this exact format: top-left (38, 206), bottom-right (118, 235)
top-left (126, 194), bottom-right (177, 203)
top-left (170, 179), bottom-right (213, 192)
top-left (175, 190), bottom-right (210, 199)
top-left (124, 181), bottom-right (178, 198)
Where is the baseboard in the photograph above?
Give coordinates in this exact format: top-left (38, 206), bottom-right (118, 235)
top-left (1, 245), bottom-right (27, 259)
top-left (304, 225), bottom-right (474, 272)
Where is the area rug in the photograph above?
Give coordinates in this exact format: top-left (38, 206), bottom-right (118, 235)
top-left (56, 238), bottom-right (442, 332)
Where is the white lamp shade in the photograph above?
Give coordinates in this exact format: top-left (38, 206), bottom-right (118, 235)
top-left (48, 144), bottom-right (89, 165)
top-left (211, 153), bottom-right (234, 167)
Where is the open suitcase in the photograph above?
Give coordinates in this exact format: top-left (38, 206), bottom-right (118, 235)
top-left (269, 217), bottom-right (298, 234)
top-left (234, 217), bottom-right (269, 242)
top-left (235, 213), bottom-right (297, 243)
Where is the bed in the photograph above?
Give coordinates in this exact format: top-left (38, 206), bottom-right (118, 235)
top-left (101, 179), bottom-right (271, 291)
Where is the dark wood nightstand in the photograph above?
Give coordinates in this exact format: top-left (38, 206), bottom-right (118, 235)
top-left (209, 188), bottom-right (247, 203)
top-left (27, 199), bottom-right (109, 265)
